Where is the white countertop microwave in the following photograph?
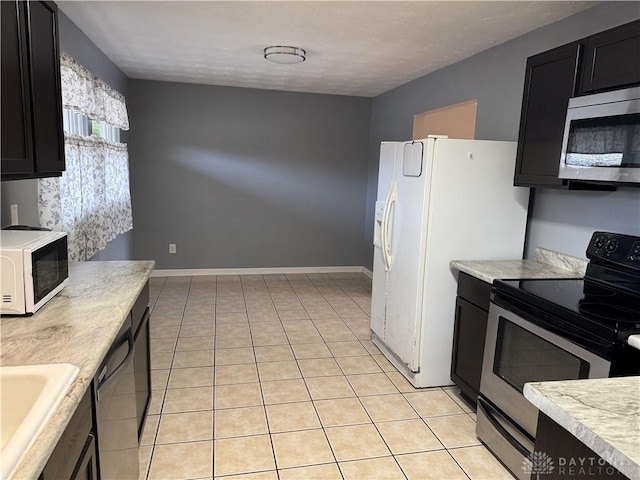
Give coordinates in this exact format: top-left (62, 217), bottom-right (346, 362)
top-left (1, 230), bottom-right (69, 315)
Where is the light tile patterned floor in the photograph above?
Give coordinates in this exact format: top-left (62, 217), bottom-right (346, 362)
top-left (140, 273), bottom-right (513, 480)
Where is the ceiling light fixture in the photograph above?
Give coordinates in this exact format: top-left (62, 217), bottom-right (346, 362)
top-left (264, 46), bottom-right (306, 64)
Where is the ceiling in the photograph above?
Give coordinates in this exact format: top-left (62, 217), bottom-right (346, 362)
top-left (58, 1), bottom-right (597, 97)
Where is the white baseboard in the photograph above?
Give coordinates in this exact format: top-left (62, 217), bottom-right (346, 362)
top-left (152, 266), bottom-right (370, 277)
top-left (361, 267), bottom-right (373, 279)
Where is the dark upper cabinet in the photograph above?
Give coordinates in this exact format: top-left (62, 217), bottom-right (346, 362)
top-left (1, 1), bottom-right (33, 176)
top-left (514, 19), bottom-right (640, 188)
top-left (580, 20), bottom-right (640, 95)
top-left (1, 1), bottom-right (64, 181)
top-left (513, 43), bottom-right (582, 188)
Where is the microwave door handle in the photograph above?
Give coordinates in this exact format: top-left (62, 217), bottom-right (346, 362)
top-left (477, 396), bottom-right (532, 458)
top-left (96, 330), bottom-right (134, 401)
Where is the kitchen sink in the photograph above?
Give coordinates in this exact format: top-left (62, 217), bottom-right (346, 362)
top-left (0, 364), bottom-right (79, 479)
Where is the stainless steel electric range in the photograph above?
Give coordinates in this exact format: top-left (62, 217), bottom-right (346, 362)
top-left (477, 231), bottom-right (640, 480)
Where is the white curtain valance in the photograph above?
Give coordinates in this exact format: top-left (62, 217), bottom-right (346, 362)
top-left (60, 52), bottom-right (129, 130)
top-left (39, 135), bottom-right (133, 261)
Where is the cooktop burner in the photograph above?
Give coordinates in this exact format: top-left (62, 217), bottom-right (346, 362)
top-left (578, 302), bottom-right (640, 323)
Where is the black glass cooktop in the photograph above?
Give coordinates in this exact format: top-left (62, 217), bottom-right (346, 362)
top-left (493, 232), bottom-right (640, 350)
top-left (494, 276), bottom-right (640, 343)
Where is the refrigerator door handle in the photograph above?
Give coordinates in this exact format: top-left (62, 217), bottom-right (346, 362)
top-left (381, 183), bottom-right (392, 270)
top-left (382, 182), bottom-right (396, 270)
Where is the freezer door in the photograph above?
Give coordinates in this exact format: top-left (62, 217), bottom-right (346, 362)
top-left (384, 141), bottom-right (430, 372)
top-left (376, 142), bottom-right (397, 202)
top-left (371, 142), bottom-right (398, 339)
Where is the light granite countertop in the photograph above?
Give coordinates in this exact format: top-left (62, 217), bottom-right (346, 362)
top-left (524, 377), bottom-right (640, 480)
top-left (450, 247), bottom-right (588, 284)
top-left (1, 260), bottom-right (155, 480)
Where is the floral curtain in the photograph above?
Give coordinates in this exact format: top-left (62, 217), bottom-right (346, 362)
top-left (59, 53), bottom-right (129, 130)
top-left (38, 53), bottom-right (133, 261)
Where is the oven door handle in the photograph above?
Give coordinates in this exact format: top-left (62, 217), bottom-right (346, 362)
top-left (477, 396), bottom-right (532, 458)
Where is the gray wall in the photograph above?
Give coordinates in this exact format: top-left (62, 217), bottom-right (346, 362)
top-left (4, 4), bottom-right (639, 269)
top-left (1, 11), bottom-right (133, 261)
top-left (129, 80), bottom-right (372, 269)
top-left (365, 2), bottom-right (640, 267)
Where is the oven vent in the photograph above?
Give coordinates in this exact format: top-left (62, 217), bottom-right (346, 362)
top-left (2, 294), bottom-right (13, 304)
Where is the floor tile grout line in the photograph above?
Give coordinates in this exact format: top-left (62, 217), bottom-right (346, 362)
top-left (279, 273), bottom-right (346, 479)
top-left (146, 273), bottom-right (493, 480)
top-left (275, 272), bottom-right (400, 477)
top-left (239, 276), bottom-right (280, 480)
top-left (147, 275), bottom-right (215, 480)
top-left (305, 309), bottom-right (412, 480)
top-left (143, 276), bottom-right (172, 480)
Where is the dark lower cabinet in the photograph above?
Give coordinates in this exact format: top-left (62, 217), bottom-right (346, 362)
top-left (40, 387), bottom-right (97, 480)
top-left (532, 413), bottom-right (629, 480)
top-left (71, 434), bottom-right (98, 480)
top-left (580, 20), bottom-right (640, 95)
top-left (451, 272), bottom-right (492, 404)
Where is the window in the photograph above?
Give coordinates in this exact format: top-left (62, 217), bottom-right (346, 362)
top-left (63, 109), bottom-right (90, 136)
top-left (38, 53), bottom-right (132, 261)
top-left (91, 119), bottom-right (120, 143)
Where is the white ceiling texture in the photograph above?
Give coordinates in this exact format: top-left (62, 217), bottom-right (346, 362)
top-left (58, 1), bottom-right (597, 97)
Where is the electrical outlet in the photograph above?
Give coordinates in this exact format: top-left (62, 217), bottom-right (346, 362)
top-left (169, 243), bottom-right (176, 254)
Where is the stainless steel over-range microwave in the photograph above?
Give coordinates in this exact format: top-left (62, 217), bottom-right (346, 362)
top-left (559, 86), bottom-right (640, 184)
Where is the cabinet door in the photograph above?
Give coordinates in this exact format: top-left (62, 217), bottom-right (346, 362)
top-left (1, 0), bottom-right (34, 176)
top-left (71, 433), bottom-right (98, 480)
top-left (580, 20), bottom-right (640, 94)
top-left (26, 1), bottom-right (64, 176)
top-left (41, 387), bottom-right (94, 480)
top-left (451, 296), bottom-right (488, 403)
top-left (514, 43), bottom-right (582, 187)
top-left (533, 413), bottom-right (628, 480)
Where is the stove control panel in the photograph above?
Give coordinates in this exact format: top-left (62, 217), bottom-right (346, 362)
top-left (588, 232), bottom-right (640, 269)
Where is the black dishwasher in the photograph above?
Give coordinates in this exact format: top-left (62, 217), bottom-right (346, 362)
top-left (94, 315), bottom-right (139, 480)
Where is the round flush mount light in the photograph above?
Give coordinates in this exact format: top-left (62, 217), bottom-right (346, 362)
top-left (264, 46), bottom-right (306, 64)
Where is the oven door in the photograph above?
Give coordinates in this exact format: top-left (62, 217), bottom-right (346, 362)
top-left (25, 235), bottom-right (69, 313)
top-left (480, 302), bottom-right (611, 438)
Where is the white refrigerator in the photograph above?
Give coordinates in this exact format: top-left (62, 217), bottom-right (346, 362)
top-left (371, 136), bottom-right (529, 388)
